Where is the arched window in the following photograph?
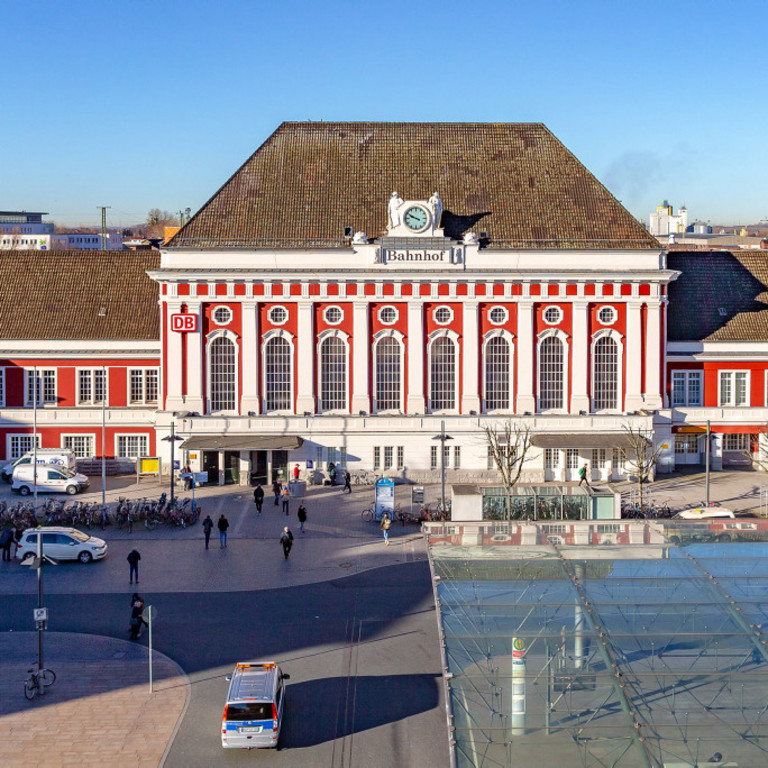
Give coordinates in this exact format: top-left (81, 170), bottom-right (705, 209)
top-left (319, 335), bottom-right (347, 411)
top-left (264, 335), bottom-right (292, 412)
top-left (374, 336), bottom-right (402, 412)
top-left (538, 334), bottom-right (564, 411)
top-left (430, 336), bottom-right (457, 411)
top-left (484, 334), bottom-right (512, 411)
top-left (593, 335), bottom-right (619, 411)
top-left (208, 334), bottom-right (237, 412)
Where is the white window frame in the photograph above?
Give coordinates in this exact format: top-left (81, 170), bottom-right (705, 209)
top-left (317, 329), bottom-right (350, 414)
top-left (488, 305), bottom-right (509, 326)
top-left (206, 329), bottom-right (239, 414)
top-left (7, 433), bottom-right (41, 461)
top-left (482, 329), bottom-right (515, 412)
top-left (590, 329), bottom-right (623, 412)
top-left (373, 446), bottom-right (381, 470)
top-left (433, 305), bottom-right (454, 325)
top-left (431, 445), bottom-right (439, 470)
top-left (536, 329), bottom-right (569, 412)
top-left (718, 370), bottom-right (750, 407)
top-left (596, 306), bottom-right (617, 326)
top-left (128, 367), bottom-right (159, 406)
top-left (671, 370), bottom-right (703, 407)
top-left (211, 305), bottom-right (233, 326)
top-left (323, 305), bottom-right (344, 326)
top-left (268, 305), bottom-right (289, 326)
top-left (427, 329), bottom-right (460, 413)
top-left (25, 368), bottom-right (57, 407)
top-left (378, 305), bottom-right (399, 325)
top-left (262, 329), bottom-right (295, 414)
top-left (723, 433), bottom-right (750, 452)
top-left (76, 368), bottom-right (108, 406)
top-left (372, 329), bottom-right (405, 413)
top-left (397, 446), bottom-right (404, 470)
top-left (115, 433), bottom-right (150, 459)
top-left (61, 433), bottom-right (96, 459)
top-left (542, 305), bottom-right (563, 325)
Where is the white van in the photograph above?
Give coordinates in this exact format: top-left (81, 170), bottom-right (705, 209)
top-left (2, 449), bottom-right (78, 482)
top-left (673, 507), bottom-right (735, 521)
top-left (12, 464), bottom-right (90, 496)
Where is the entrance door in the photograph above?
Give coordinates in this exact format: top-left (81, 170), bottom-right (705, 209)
top-left (224, 451), bottom-right (239, 484)
top-left (674, 434), bottom-right (702, 466)
top-left (250, 450), bottom-right (268, 486)
top-left (272, 450), bottom-right (288, 484)
top-left (202, 451), bottom-right (219, 485)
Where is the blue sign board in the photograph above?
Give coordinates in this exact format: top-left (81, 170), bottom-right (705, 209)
top-left (374, 478), bottom-right (395, 522)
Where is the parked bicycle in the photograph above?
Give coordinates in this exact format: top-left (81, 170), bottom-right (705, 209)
top-left (24, 662), bottom-right (56, 700)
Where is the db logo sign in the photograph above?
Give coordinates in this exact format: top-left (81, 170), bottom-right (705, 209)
top-left (170, 314), bottom-right (198, 332)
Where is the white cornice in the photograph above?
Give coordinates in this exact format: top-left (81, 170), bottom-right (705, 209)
top-left (0, 340), bottom-right (160, 356)
top-left (667, 340), bottom-right (768, 360)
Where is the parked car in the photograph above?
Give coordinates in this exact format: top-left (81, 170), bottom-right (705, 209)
top-left (2, 449), bottom-right (78, 482)
top-left (12, 464), bottom-right (90, 496)
top-left (673, 507), bottom-right (735, 521)
top-left (16, 526), bottom-right (108, 564)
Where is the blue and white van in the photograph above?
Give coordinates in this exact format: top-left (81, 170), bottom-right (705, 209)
top-left (221, 661), bottom-right (289, 749)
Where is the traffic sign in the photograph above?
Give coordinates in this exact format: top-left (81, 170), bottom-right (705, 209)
top-left (34, 608), bottom-right (48, 622)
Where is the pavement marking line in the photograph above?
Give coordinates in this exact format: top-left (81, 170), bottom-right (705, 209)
top-left (330, 609), bottom-right (362, 767)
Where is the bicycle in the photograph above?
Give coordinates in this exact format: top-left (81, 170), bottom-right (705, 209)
top-left (24, 662), bottom-right (56, 700)
top-left (361, 506), bottom-right (375, 523)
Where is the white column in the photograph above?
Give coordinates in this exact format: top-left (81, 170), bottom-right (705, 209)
top-left (625, 301), bottom-right (644, 411)
top-left (644, 300), bottom-right (663, 409)
top-left (351, 301), bottom-right (370, 413)
top-left (516, 301), bottom-right (536, 412)
top-left (165, 301), bottom-right (184, 411)
top-left (185, 301), bottom-right (204, 414)
top-left (406, 302), bottom-right (425, 413)
top-left (461, 302), bottom-right (480, 413)
top-left (240, 302), bottom-right (260, 414)
top-left (296, 302), bottom-right (315, 413)
top-left (571, 301), bottom-right (590, 413)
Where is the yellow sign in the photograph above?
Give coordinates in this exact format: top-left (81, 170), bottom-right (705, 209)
top-left (138, 457), bottom-right (160, 474)
top-left (661, 443), bottom-right (669, 450)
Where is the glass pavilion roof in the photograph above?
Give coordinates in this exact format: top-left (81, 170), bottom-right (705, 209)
top-left (426, 521), bottom-right (768, 768)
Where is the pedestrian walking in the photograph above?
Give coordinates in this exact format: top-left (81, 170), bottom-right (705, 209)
top-left (253, 484), bottom-right (264, 514)
top-left (380, 513), bottom-right (392, 545)
top-left (343, 470), bottom-right (351, 494)
top-left (297, 502), bottom-right (307, 533)
top-left (273, 479), bottom-right (282, 506)
top-left (578, 463), bottom-right (590, 488)
top-left (202, 514), bottom-right (213, 549)
top-left (183, 462), bottom-right (192, 491)
top-left (0, 528), bottom-right (13, 562)
top-left (328, 462), bottom-right (337, 486)
top-left (129, 593), bottom-right (148, 641)
top-left (293, 463), bottom-right (300, 481)
top-left (280, 526), bottom-right (294, 559)
top-left (218, 514), bottom-right (229, 548)
top-left (282, 486), bottom-right (290, 515)
top-left (127, 548), bottom-right (141, 584)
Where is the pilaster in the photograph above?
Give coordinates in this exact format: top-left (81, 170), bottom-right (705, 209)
top-left (351, 301), bottom-right (371, 413)
top-left (571, 301), bottom-right (590, 413)
top-left (184, 301), bottom-right (204, 413)
top-left (240, 302), bottom-right (260, 413)
top-left (625, 301), bottom-right (644, 411)
top-left (406, 302), bottom-right (425, 412)
top-left (516, 301), bottom-right (536, 412)
top-left (296, 302), bottom-right (315, 413)
top-left (461, 302), bottom-right (480, 412)
top-left (644, 300), bottom-right (663, 410)
top-left (165, 301), bottom-right (184, 411)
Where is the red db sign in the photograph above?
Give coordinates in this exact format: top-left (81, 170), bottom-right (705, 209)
top-left (170, 314), bottom-right (198, 332)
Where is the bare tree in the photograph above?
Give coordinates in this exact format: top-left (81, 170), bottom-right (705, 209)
top-left (484, 421), bottom-right (533, 519)
top-left (744, 428), bottom-right (765, 472)
top-left (145, 209), bottom-right (180, 239)
top-left (618, 424), bottom-right (664, 508)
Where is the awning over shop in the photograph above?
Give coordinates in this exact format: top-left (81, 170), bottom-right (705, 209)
top-left (179, 435), bottom-right (304, 451)
top-left (531, 433), bottom-right (637, 449)
top-left (672, 425), bottom-right (765, 434)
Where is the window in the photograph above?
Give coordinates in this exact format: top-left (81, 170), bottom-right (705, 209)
top-left (375, 337), bottom-right (401, 411)
top-left (724, 434), bottom-right (749, 451)
top-left (378, 306), bottom-right (398, 325)
top-left (209, 335), bottom-right (237, 412)
top-left (116, 434), bottom-right (149, 458)
top-left (328, 447), bottom-right (338, 465)
top-left (675, 435), bottom-right (699, 454)
top-left (543, 306), bottom-right (562, 325)
top-left (63, 435), bottom-right (95, 458)
top-left (323, 306), bottom-right (343, 325)
top-left (26, 369), bottom-right (57, 406)
top-left (484, 336), bottom-right (511, 411)
top-left (340, 447), bottom-right (347, 468)
top-left (0, 367), bottom-right (5, 406)
top-left (384, 446), bottom-right (393, 469)
top-left (430, 336), bottom-right (457, 411)
top-left (431, 445), bottom-right (438, 470)
top-left (671, 371), bottom-right (702, 407)
top-left (319, 336), bottom-right (347, 411)
top-left (8, 434), bottom-right (40, 460)
top-left (268, 306), bottom-right (288, 325)
top-left (77, 369), bottom-right (106, 405)
top-left (487, 446), bottom-right (495, 470)
top-left (597, 306), bottom-right (617, 325)
top-left (316, 446), bottom-right (323, 469)
top-left (612, 448), bottom-right (625, 470)
top-left (488, 306), bottom-right (508, 325)
top-left (545, 448), bottom-right (560, 470)
top-left (453, 446), bottom-right (461, 469)
top-left (593, 336), bottom-right (619, 410)
top-left (719, 371), bottom-right (749, 407)
top-left (397, 446), bottom-right (404, 469)
top-left (592, 448), bottom-right (607, 468)
top-left (212, 306), bottom-right (233, 326)
top-left (433, 306), bottom-right (453, 325)
top-left (264, 336), bottom-right (292, 411)
top-left (373, 446), bottom-right (381, 470)
top-left (129, 369), bottom-right (159, 405)
top-left (538, 335), bottom-right (564, 410)
top-left (565, 449), bottom-right (579, 470)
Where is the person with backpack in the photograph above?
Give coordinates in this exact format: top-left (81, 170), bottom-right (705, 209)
top-left (380, 512), bottom-right (392, 546)
top-left (578, 463), bottom-right (590, 488)
top-left (280, 526), bottom-right (294, 559)
top-left (129, 593), bottom-right (148, 640)
top-left (202, 514), bottom-right (214, 549)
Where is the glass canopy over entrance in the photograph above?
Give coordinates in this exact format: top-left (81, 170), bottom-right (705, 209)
top-left (426, 520), bottom-right (768, 768)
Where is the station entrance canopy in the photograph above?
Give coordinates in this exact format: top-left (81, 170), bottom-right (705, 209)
top-left (531, 433), bottom-right (637, 449)
top-left (178, 435), bottom-right (304, 451)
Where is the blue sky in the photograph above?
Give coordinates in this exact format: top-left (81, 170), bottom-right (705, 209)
top-left (3, 0), bottom-right (767, 228)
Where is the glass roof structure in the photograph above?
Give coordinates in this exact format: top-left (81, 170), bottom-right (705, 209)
top-left (426, 520), bottom-right (768, 768)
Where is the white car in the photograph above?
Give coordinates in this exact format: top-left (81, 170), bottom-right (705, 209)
top-left (16, 527), bottom-right (108, 564)
top-left (12, 464), bottom-right (90, 496)
top-left (673, 507), bottom-right (735, 521)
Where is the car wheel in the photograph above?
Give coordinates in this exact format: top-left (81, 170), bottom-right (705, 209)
top-left (21, 551), bottom-right (34, 562)
top-left (19, 485), bottom-right (31, 496)
top-left (716, 533), bottom-right (732, 543)
top-left (66, 485), bottom-right (78, 495)
top-left (668, 535), bottom-right (681, 545)
top-left (78, 551), bottom-right (93, 564)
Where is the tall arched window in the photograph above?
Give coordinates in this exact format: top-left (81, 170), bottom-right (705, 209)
top-left (208, 335), bottom-right (237, 412)
top-left (319, 335), bottom-right (347, 411)
top-left (375, 336), bottom-right (402, 411)
top-left (264, 335), bottom-right (292, 412)
top-left (593, 335), bottom-right (619, 410)
top-left (430, 336), bottom-right (457, 411)
top-left (484, 335), bottom-right (512, 411)
top-left (538, 335), bottom-right (564, 411)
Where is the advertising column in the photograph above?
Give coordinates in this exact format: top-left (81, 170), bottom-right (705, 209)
top-left (374, 478), bottom-right (395, 522)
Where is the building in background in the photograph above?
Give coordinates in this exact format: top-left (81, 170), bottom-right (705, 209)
top-left (0, 211), bottom-right (54, 236)
top-left (649, 201), bottom-right (688, 236)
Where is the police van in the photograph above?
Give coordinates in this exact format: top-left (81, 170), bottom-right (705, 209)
top-left (221, 661), bottom-right (290, 749)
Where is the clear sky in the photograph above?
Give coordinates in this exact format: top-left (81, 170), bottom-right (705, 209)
top-left (3, 0), bottom-right (767, 228)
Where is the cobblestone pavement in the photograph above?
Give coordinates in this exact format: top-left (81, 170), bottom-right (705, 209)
top-left (0, 632), bottom-right (187, 767)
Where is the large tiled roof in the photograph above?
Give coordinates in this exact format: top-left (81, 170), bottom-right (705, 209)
top-left (170, 122), bottom-right (659, 250)
top-left (667, 251), bottom-right (768, 341)
top-left (0, 251), bottom-right (160, 341)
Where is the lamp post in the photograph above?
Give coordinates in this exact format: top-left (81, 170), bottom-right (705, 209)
top-left (432, 420), bottom-right (453, 512)
top-left (161, 422), bottom-right (184, 506)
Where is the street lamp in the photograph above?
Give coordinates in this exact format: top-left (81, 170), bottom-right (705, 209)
top-left (161, 421), bottom-right (184, 506)
top-left (432, 420), bottom-right (453, 513)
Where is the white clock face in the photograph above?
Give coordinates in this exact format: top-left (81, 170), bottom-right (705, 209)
top-left (403, 205), bottom-right (430, 232)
